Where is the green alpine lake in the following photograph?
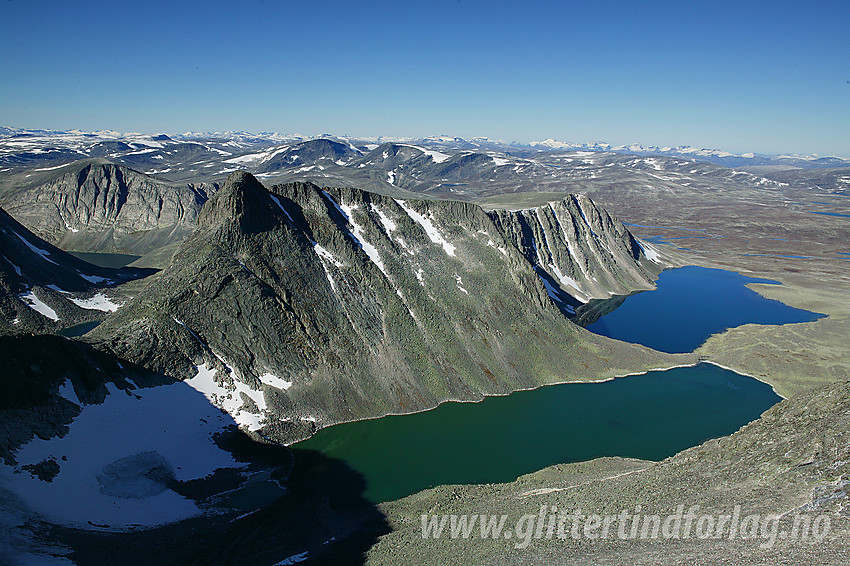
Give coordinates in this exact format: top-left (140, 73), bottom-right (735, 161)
top-left (294, 363), bottom-right (781, 503)
top-left (292, 266), bottom-right (825, 503)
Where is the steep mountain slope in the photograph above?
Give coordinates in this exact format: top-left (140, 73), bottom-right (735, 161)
top-left (0, 207), bottom-right (153, 335)
top-left (89, 172), bottom-right (669, 442)
top-left (0, 159), bottom-right (215, 255)
top-left (489, 194), bottom-right (660, 306)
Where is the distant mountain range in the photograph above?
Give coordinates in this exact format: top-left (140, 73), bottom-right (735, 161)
top-left (527, 138), bottom-right (850, 169)
top-left (3, 128), bottom-right (847, 264)
top-left (2, 127), bottom-right (847, 172)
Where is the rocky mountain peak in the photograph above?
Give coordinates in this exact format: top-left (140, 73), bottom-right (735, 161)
top-left (197, 171), bottom-right (279, 234)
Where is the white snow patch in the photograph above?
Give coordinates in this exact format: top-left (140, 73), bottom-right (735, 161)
top-left (325, 194), bottom-right (387, 276)
top-left (68, 293), bottom-right (122, 312)
top-left (539, 275), bottom-right (564, 304)
top-left (78, 273), bottom-right (109, 284)
top-left (394, 200), bottom-right (456, 256)
top-left (399, 145), bottom-right (451, 163)
top-left (185, 362), bottom-right (266, 432)
top-left (2, 254), bottom-right (23, 276)
top-left (455, 274), bottom-right (468, 295)
top-left (269, 194), bottom-right (295, 224)
top-left (387, 170), bottom-right (396, 184)
top-left (491, 156), bottom-right (510, 166)
top-left (18, 291), bottom-right (59, 321)
top-left (14, 232), bottom-right (58, 265)
top-left (638, 240), bottom-right (662, 263)
top-left (372, 204), bottom-right (397, 233)
top-left (486, 239), bottom-right (508, 256)
top-left (57, 379), bottom-right (80, 405)
top-left (415, 268), bottom-right (424, 285)
top-left (548, 263), bottom-right (587, 302)
top-left (576, 198), bottom-right (597, 235)
top-left (259, 373), bottom-right (292, 390)
top-left (393, 235), bottom-right (413, 255)
top-left (203, 145), bottom-right (232, 156)
top-left (642, 158), bottom-right (663, 171)
top-left (313, 243), bottom-right (343, 267)
top-left (223, 151), bottom-right (269, 164)
top-left (311, 243), bottom-right (340, 292)
top-left (0, 381), bottom-right (244, 529)
top-left (33, 163), bottom-right (71, 171)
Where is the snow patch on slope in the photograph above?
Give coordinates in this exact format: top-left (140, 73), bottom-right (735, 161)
top-left (259, 373), bottom-right (292, 390)
top-left (0, 381), bottom-right (243, 529)
top-left (398, 144), bottom-right (451, 163)
top-left (2, 254), bottom-right (23, 276)
top-left (313, 243), bottom-right (343, 267)
top-left (338, 201), bottom-right (387, 276)
top-left (322, 191), bottom-right (387, 276)
top-left (394, 200), bottom-right (456, 257)
top-left (185, 362), bottom-right (266, 432)
top-left (13, 232), bottom-right (58, 265)
top-left (269, 194), bottom-right (295, 224)
top-left (372, 204), bottom-right (397, 233)
top-left (18, 291), bottom-right (59, 321)
top-left (68, 293), bottom-right (122, 312)
top-left (637, 239), bottom-right (662, 263)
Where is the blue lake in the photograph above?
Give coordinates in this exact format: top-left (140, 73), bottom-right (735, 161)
top-left (810, 211), bottom-right (850, 218)
top-left (295, 363), bottom-right (780, 503)
top-left (585, 266), bottom-right (823, 353)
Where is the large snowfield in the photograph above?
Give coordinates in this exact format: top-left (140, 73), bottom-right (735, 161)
top-left (0, 378), bottom-right (246, 530)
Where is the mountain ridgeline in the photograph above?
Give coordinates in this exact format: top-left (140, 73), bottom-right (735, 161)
top-left (0, 159), bottom-right (215, 255)
top-left (89, 171), bottom-right (663, 441)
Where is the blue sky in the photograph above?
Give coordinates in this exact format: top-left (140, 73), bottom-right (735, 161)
top-left (1, 0), bottom-right (848, 156)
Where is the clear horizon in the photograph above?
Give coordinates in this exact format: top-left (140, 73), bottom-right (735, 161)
top-left (2, 0), bottom-right (848, 157)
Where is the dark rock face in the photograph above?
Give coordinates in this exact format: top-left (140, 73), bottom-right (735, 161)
top-left (0, 160), bottom-right (213, 254)
top-left (90, 172), bottom-right (663, 441)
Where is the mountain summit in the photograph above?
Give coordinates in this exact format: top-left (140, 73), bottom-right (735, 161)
top-left (198, 170), bottom-right (281, 233)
